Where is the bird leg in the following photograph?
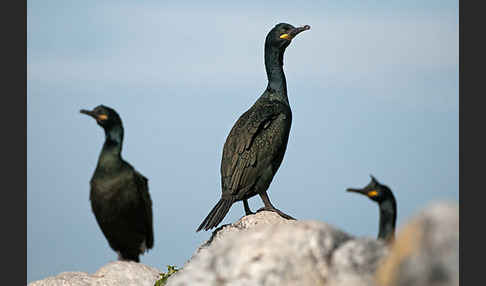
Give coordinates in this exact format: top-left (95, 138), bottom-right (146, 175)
top-left (243, 199), bottom-right (255, 215)
top-left (257, 191), bottom-right (296, 220)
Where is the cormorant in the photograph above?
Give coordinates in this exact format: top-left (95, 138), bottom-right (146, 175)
top-left (80, 105), bottom-right (154, 262)
top-left (346, 175), bottom-right (397, 243)
top-left (196, 23), bottom-right (310, 232)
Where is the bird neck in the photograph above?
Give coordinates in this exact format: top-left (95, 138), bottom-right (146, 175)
top-left (98, 125), bottom-right (124, 168)
top-left (378, 198), bottom-right (397, 242)
top-left (264, 46), bottom-right (288, 103)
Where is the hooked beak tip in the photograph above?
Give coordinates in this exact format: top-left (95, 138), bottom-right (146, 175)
top-left (288, 25), bottom-right (311, 39)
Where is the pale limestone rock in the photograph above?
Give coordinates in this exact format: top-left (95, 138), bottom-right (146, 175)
top-left (329, 238), bottom-right (388, 286)
top-left (28, 261), bottom-right (161, 286)
top-left (29, 203), bottom-right (459, 286)
top-left (168, 211), bottom-right (361, 286)
top-left (375, 202), bottom-right (459, 286)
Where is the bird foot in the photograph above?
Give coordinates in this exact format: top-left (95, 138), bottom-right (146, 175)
top-left (256, 207), bottom-right (296, 220)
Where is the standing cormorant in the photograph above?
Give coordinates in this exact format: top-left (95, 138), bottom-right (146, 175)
top-left (80, 105), bottom-right (154, 262)
top-left (346, 175), bottom-right (397, 243)
top-left (196, 23), bottom-right (310, 232)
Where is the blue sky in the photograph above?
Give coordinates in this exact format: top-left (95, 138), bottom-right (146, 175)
top-left (27, 0), bottom-right (458, 283)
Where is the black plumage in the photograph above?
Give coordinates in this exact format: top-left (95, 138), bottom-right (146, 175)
top-left (347, 175), bottom-right (397, 243)
top-left (197, 23), bottom-right (310, 232)
top-left (80, 105), bottom-right (154, 262)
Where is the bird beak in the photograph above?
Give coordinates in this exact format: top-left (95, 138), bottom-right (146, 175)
top-left (346, 188), bottom-right (368, 195)
top-left (80, 109), bottom-right (96, 118)
top-left (280, 25), bottom-right (311, 40)
top-left (289, 25), bottom-right (311, 39)
top-left (80, 109), bottom-right (108, 121)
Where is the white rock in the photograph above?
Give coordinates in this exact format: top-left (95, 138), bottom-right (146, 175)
top-left (329, 238), bottom-right (388, 286)
top-left (29, 203), bottom-right (459, 286)
top-left (375, 202), bottom-right (459, 286)
top-left (28, 261), bottom-right (161, 286)
top-left (167, 211), bottom-right (379, 286)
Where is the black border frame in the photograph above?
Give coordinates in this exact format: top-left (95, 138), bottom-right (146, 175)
top-left (5, 0), bottom-right (27, 284)
top-left (21, 0), bottom-right (468, 284)
top-left (460, 0), bottom-right (483, 285)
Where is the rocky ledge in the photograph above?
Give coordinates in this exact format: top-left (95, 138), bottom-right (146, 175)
top-left (29, 202), bottom-right (458, 286)
top-left (167, 202), bottom-right (458, 286)
top-left (28, 261), bottom-right (161, 286)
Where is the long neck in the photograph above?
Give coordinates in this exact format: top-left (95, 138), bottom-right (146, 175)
top-left (98, 125), bottom-right (124, 169)
top-left (264, 45), bottom-right (288, 103)
top-left (378, 198), bottom-right (397, 242)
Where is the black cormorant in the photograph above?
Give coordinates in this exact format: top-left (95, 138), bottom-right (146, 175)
top-left (197, 23), bottom-right (310, 232)
top-left (346, 175), bottom-right (397, 243)
top-left (80, 105), bottom-right (154, 262)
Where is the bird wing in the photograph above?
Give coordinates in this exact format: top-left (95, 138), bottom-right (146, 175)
top-left (133, 170), bottom-right (154, 250)
top-left (221, 99), bottom-right (291, 197)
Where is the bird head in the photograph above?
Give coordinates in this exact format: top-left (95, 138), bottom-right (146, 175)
top-left (80, 105), bottom-right (122, 130)
top-left (265, 23), bottom-right (310, 51)
top-left (346, 175), bottom-right (394, 203)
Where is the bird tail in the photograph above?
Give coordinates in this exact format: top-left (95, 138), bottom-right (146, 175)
top-left (196, 197), bottom-right (234, 232)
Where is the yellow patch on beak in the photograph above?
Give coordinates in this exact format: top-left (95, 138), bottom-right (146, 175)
top-left (98, 114), bottom-right (108, 121)
top-left (280, 33), bottom-right (290, 39)
top-left (368, 190), bottom-right (379, 197)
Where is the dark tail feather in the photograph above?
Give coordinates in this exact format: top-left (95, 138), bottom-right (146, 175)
top-left (196, 198), bottom-right (234, 232)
